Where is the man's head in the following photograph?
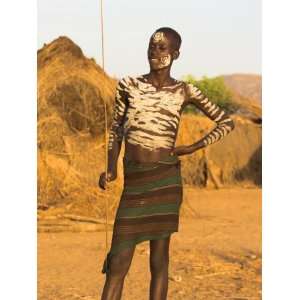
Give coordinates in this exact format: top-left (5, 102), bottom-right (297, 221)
top-left (148, 27), bottom-right (182, 71)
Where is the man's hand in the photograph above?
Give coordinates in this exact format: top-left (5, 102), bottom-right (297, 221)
top-left (172, 141), bottom-right (206, 156)
top-left (171, 145), bottom-right (195, 156)
top-left (98, 171), bottom-right (117, 190)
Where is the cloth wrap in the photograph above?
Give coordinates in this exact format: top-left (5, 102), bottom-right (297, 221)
top-left (101, 154), bottom-right (183, 274)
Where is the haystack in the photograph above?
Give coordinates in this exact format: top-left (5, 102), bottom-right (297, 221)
top-left (176, 115), bottom-right (261, 188)
top-left (37, 36), bottom-right (119, 218)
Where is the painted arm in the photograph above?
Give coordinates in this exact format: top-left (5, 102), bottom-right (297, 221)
top-left (99, 78), bottom-right (128, 189)
top-left (173, 83), bottom-right (235, 156)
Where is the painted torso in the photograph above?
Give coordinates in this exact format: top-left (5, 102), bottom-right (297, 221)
top-left (121, 75), bottom-right (187, 152)
top-left (108, 74), bottom-right (235, 163)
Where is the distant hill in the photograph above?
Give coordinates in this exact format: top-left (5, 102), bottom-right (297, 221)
top-left (223, 74), bottom-right (262, 105)
top-left (184, 73), bottom-right (262, 122)
top-left (217, 74), bottom-right (262, 123)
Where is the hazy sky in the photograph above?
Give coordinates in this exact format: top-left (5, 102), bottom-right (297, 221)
top-left (38, 0), bottom-right (261, 79)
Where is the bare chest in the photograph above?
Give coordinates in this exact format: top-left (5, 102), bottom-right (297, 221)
top-left (124, 84), bottom-right (186, 130)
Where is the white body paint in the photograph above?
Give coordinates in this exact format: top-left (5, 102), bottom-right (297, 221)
top-left (108, 77), bottom-right (234, 151)
top-left (150, 32), bottom-right (172, 70)
top-left (150, 54), bottom-right (172, 70)
top-left (123, 76), bottom-right (184, 151)
top-left (152, 31), bottom-right (166, 43)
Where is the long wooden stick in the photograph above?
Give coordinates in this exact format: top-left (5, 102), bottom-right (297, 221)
top-left (100, 0), bottom-right (109, 261)
top-left (100, 0), bottom-right (105, 71)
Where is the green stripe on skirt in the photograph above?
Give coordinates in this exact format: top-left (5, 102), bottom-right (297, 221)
top-left (116, 202), bottom-right (180, 219)
top-left (123, 175), bottom-right (181, 195)
top-left (101, 154), bottom-right (183, 275)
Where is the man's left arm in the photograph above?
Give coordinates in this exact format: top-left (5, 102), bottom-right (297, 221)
top-left (173, 83), bottom-right (235, 156)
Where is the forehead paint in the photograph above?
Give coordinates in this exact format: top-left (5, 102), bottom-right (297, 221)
top-left (149, 32), bottom-right (172, 70)
top-left (152, 31), bottom-right (166, 43)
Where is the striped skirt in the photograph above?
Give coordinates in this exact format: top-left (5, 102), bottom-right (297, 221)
top-left (101, 154), bottom-right (183, 274)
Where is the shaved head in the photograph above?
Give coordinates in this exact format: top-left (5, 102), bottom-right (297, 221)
top-left (152, 27), bottom-right (182, 51)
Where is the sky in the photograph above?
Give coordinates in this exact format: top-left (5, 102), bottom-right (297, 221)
top-left (38, 0), bottom-right (261, 79)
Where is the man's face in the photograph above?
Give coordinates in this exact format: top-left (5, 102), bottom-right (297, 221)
top-left (148, 31), bottom-right (176, 70)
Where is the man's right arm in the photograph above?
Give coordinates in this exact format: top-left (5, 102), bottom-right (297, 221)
top-left (99, 78), bottom-right (128, 189)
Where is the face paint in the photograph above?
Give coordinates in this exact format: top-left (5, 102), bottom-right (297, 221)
top-left (150, 54), bottom-right (172, 70)
top-left (152, 31), bottom-right (165, 43)
top-left (160, 54), bottom-right (171, 66)
top-left (149, 31), bottom-right (172, 70)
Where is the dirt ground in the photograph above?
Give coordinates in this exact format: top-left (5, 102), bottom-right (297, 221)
top-left (38, 187), bottom-right (261, 300)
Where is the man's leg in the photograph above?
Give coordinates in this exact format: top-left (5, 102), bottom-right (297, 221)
top-left (101, 245), bottom-right (136, 300)
top-left (149, 236), bottom-right (171, 300)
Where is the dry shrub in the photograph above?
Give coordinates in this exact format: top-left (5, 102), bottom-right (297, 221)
top-left (37, 134), bottom-right (124, 218)
top-left (38, 36), bottom-right (117, 136)
top-left (37, 36), bottom-right (121, 218)
top-left (46, 77), bottom-right (109, 136)
top-left (176, 115), bottom-right (262, 187)
top-left (37, 112), bottom-right (72, 155)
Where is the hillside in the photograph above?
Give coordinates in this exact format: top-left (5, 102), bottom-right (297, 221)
top-left (223, 74), bottom-right (262, 105)
top-left (222, 74), bottom-right (262, 124)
